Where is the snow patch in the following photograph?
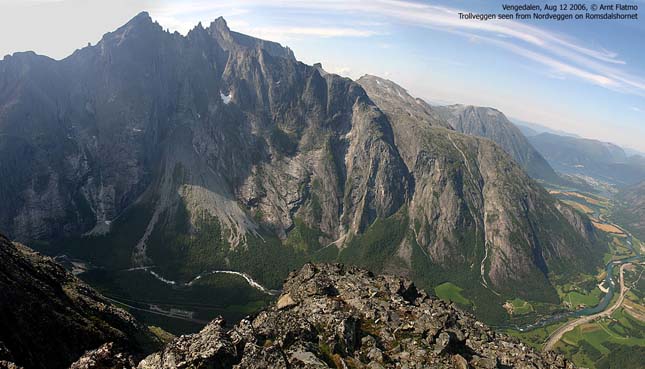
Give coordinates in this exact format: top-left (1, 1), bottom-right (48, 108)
top-left (83, 218), bottom-right (113, 236)
top-left (220, 91), bottom-right (232, 104)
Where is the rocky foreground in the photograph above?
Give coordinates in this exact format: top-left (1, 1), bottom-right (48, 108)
top-left (0, 234), bottom-right (161, 369)
top-left (70, 263), bottom-right (575, 369)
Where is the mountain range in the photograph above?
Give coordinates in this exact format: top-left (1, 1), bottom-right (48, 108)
top-left (514, 120), bottom-right (581, 139)
top-left (433, 104), bottom-right (562, 184)
top-left (0, 12), bottom-right (605, 324)
top-left (521, 132), bottom-right (645, 187)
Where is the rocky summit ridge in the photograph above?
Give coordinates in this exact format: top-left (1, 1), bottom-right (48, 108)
top-left (68, 263), bottom-right (575, 369)
top-left (0, 234), bottom-right (162, 369)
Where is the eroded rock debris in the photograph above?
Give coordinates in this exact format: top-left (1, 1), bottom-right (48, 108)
top-left (75, 263), bottom-right (575, 369)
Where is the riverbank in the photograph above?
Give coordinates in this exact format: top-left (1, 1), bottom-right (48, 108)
top-left (543, 262), bottom-right (631, 351)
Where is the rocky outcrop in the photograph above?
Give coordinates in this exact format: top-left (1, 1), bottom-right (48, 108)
top-left (554, 201), bottom-right (596, 244)
top-left (135, 263), bottom-right (576, 368)
top-left (69, 343), bottom-right (137, 369)
top-left (0, 234), bottom-right (161, 369)
top-left (137, 317), bottom-right (236, 369)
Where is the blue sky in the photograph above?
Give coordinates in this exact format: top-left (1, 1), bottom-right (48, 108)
top-left (2, 0), bottom-right (644, 151)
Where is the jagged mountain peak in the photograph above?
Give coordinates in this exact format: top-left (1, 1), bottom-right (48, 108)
top-left (202, 16), bottom-right (295, 60)
top-left (130, 10), bottom-right (153, 23)
top-left (115, 10), bottom-right (158, 34)
top-left (208, 15), bottom-right (233, 43)
top-left (94, 10), bottom-right (164, 53)
top-left (210, 15), bottom-right (230, 33)
top-left (312, 62), bottom-right (328, 75)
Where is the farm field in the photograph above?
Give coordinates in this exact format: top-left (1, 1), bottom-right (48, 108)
top-left (509, 188), bottom-right (645, 368)
top-left (434, 282), bottom-right (472, 306)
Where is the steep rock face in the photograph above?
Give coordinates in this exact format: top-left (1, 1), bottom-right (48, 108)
top-left (355, 75), bottom-right (452, 131)
top-left (0, 13), bottom-right (171, 240)
top-left (358, 75), bottom-right (599, 300)
top-left (0, 13), bottom-right (408, 248)
top-left (0, 234), bottom-right (161, 369)
top-left (134, 263), bottom-right (577, 369)
top-left (433, 104), bottom-right (561, 183)
top-left (0, 13), bottom-right (602, 307)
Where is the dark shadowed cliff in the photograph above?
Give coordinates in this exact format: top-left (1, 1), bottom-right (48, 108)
top-left (0, 234), bottom-right (161, 369)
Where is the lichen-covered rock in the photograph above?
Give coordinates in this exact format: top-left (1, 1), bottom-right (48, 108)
top-left (69, 343), bottom-right (136, 369)
top-left (133, 263), bottom-right (577, 369)
top-left (137, 318), bottom-right (236, 369)
top-left (0, 361), bottom-right (24, 369)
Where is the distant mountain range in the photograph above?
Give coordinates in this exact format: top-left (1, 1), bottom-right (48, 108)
top-left (513, 119), bottom-right (581, 138)
top-left (511, 120), bottom-right (645, 188)
top-left (434, 104), bottom-right (563, 184)
top-left (516, 119), bottom-right (645, 158)
top-left (0, 12), bottom-right (605, 325)
top-left (526, 133), bottom-right (645, 187)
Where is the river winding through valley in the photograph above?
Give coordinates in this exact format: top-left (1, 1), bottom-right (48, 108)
top-left (513, 231), bottom-right (643, 335)
top-left (126, 266), bottom-right (280, 296)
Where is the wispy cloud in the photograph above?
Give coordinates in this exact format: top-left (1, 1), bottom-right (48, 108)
top-left (150, 0), bottom-right (645, 97)
top-left (233, 26), bottom-right (382, 41)
top-left (469, 34), bottom-right (616, 87)
top-left (631, 106), bottom-right (643, 113)
top-left (151, 1), bottom-right (381, 39)
top-left (328, 65), bottom-right (353, 76)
